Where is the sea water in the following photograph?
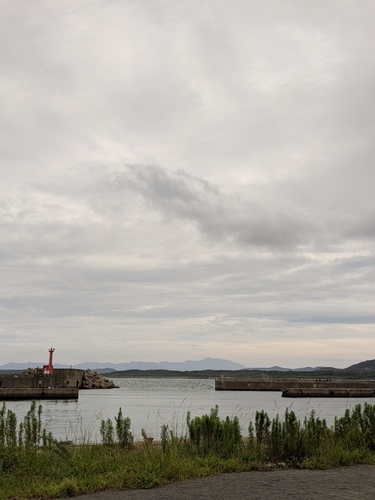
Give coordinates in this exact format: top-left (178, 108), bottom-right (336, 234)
top-left (4, 378), bottom-right (375, 442)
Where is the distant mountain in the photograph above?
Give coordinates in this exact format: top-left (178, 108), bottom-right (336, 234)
top-left (293, 366), bottom-right (340, 372)
top-left (345, 359), bottom-right (375, 372)
top-left (2, 358), bottom-right (372, 373)
top-left (73, 362), bottom-right (121, 370)
top-left (0, 362), bottom-right (41, 370)
top-left (0, 362), bottom-right (70, 370)
top-left (0, 358), bottom-right (246, 372)
top-left (246, 365), bottom-right (341, 372)
top-left (73, 358), bottom-right (247, 371)
top-left (247, 366), bottom-right (291, 372)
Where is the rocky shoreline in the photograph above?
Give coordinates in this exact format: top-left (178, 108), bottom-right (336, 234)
top-left (81, 369), bottom-right (118, 389)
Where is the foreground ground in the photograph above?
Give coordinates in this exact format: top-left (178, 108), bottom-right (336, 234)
top-left (67, 465), bottom-right (375, 499)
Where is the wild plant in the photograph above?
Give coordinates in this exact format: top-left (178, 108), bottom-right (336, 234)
top-left (186, 405), bottom-right (242, 457)
top-left (255, 410), bottom-right (270, 447)
top-left (99, 410), bottom-right (133, 448)
top-left (114, 407), bottom-right (133, 448)
top-left (269, 413), bottom-right (283, 462)
top-left (42, 427), bottom-right (55, 448)
top-left (0, 400), bottom-right (56, 452)
top-left (23, 400), bottom-right (43, 446)
top-left (0, 401), bottom-right (5, 445)
top-left (142, 427), bottom-right (154, 445)
top-left (282, 408), bottom-right (303, 461)
top-left (362, 402), bottom-right (375, 450)
top-left (18, 421), bottom-right (24, 447)
top-left (247, 407), bottom-right (330, 463)
top-left (303, 410), bottom-right (328, 455)
top-left (0, 405), bottom-right (18, 448)
top-left (248, 409), bottom-right (271, 461)
top-left (334, 403), bottom-right (375, 452)
top-left (5, 410), bottom-right (17, 447)
top-left (100, 418), bottom-right (114, 445)
top-left (160, 424), bottom-right (169, 454)
top-left (222, 415), bottom-right (242, 456)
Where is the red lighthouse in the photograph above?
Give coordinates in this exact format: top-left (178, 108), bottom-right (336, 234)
top-left (42, 347), bottom-right (55, 375)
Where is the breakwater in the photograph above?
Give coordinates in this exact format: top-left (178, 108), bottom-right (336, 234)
top-left (0, 387), bottom-right (79, 400)
top-left (282, 387), bottom-right (375, 397)
top-left (0, 368), bottom-right (116, 400)
top-left (0, 368), bottom-right (84, 390)
top-left (215, 377), bottom-right (375, 397)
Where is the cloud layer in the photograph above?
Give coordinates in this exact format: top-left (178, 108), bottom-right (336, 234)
top-left (1, 0), bottom-right (375, 367)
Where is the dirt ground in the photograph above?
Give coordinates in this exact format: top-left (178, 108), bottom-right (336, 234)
top-left (69, 464), bottom-right (375, 499)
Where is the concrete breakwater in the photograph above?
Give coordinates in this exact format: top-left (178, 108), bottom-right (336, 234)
top-left (0, 368), bottom-right (117, 400)
top-left (0, 387), bottom-right (79, 400)
top-left (282, 387), bottom-right (375, 398)
top-left (0, 368), bottom-right (85, 390)
top-left (215, 377), bottom-right (375, 397)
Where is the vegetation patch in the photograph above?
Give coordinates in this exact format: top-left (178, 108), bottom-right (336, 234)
top-left (1, 401), bottom-right (375, 499)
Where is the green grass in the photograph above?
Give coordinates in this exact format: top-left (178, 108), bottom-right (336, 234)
top-left (1, 402), bottom-right (375, 499)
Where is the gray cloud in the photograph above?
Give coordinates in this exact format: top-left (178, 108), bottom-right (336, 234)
top-left (112, 163), bottom-right (375, 251)
top-left (1, 0), bottom-right (375, 367)
top-left (113, 165), bottom-right (316, 249)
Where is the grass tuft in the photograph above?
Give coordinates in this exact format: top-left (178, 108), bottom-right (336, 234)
top-left (57, 478), bottom-right (80, 497)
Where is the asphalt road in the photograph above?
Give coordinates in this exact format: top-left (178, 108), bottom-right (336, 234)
top-left (69, 465), bottom-right (375, 499)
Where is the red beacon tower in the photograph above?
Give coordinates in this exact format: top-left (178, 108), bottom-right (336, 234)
top-left (42, 347), bottom-right (55, 375)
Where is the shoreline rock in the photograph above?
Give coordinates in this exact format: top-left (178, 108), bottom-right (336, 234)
top-left (82, 369), bottom-right (118, 389)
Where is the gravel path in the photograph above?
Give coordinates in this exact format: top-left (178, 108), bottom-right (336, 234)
top-left (70, 465), bottom-right (375, 499)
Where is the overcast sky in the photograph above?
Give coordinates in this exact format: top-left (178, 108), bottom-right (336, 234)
top-left (1, 0), bottom-right (375, 368)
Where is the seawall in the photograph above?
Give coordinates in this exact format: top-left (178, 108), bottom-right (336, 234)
top-left (0, 368), bottom-right (84, 389)
top-left (0, 387), bottom-right (79, 400)
top-left (282, 387), bottom-right (375, 397)
top-left (215, 377), bottom-right (375, 392)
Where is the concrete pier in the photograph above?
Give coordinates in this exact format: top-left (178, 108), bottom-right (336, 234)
top-left (215, 377), bottom-right (303, 391)
top-left (282, 388), bottom-right (375, 397)
top-left (0, 367), bottom-right (117, 400)
top-left (215, 377), bottom-right (375, 396)
top-left (0, 368), bottom-right (84, 390)
top-left (0, 387), bottom-right (79, 400)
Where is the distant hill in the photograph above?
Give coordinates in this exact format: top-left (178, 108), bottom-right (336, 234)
top-left (295, 366), bottom-right (340, 372)
top-left (0, 362), bottom-right (69, 370)
top-left (246, 365), bottom-right (340, 372)
top-left (345, 359), bottom-right (375, 372)
top-left (248, 366), bottom-right (291, 372)
top-left (73, 358), bottom-right (247, 371)
top-left (0, 357), bottom-right (246, 372)
top-left (106, 367), bottom-right (350, 380)
top-left (2, 358), bottom-right (374, 374)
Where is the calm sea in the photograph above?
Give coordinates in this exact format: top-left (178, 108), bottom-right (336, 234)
top-left (4, 378), bottom-right (375, 442)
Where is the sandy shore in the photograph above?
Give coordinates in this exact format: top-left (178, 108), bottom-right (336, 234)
top-left (69, 464), bottom-right (375, 499)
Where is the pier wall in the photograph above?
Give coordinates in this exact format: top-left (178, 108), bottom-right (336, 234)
top-left (0, 369), bottom-right (84, 389)
top-left (0, 387), bottom-right (79, 400)
top-left (282, 387), bottom-right (375, 398)
top-left (215, 377), bottom-right (375, 392)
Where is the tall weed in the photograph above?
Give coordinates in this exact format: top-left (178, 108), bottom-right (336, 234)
top-left (100, 408), bottom-right (133, 448)
top-left (186, 405), bottom-right (242, 457)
